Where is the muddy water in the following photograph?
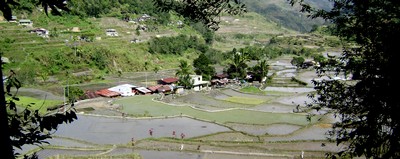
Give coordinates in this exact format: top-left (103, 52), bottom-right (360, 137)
top-left (264, 87), bottom-right (314, 93)
top-left (53, 115), bottom-right (231, 145)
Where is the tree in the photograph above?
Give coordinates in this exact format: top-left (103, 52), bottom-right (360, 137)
top-left (0, 1), bottom-right (76, 158)
top-left (193, 53), bottom-right (215, 81)
top-left (65, 86), bottom-right (84, 103)
top-left (250, 60), bottom-right (269, 83)
top-left (0, 69), bottom-right (77, 159)
top-left (227, 51), bottom-right (248, 79)
top-left (175, 60), bottom-right (193, 89)
top-left (290, 0), bottom-right (400, 158)
top-left (290, 56), bottom-right (305, 69)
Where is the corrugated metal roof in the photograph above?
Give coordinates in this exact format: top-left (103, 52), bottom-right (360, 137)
top-left (96, 89), bottom-right (120, 97)
top-left (214, 73), bottom-right (229, 79)
top-left (135, 87), bottom-right (152, 94)
top-left (161, 77), bottom-right (179, 84)
top-left (85, 90), bottom-right (100, 99)
top-left (157, 85), bottom-right (173, 93)
top-left (147, 85), bottom-right (162, 92)
top-left (108, 84), bottom-right (137, 92)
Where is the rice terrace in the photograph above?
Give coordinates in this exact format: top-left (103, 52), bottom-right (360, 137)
top-left (16, 56), bottom-right (345, 159)
top-left (0, 0), bottom-right (360, 158)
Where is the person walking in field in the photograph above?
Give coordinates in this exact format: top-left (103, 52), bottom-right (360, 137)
top-left (180, 133), bottom-right (185, 139)
top-left (149, 128), bottom-right (153, 136)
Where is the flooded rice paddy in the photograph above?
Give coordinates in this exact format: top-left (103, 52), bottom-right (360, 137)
top-left (54, 115), bottom-right (231, 145)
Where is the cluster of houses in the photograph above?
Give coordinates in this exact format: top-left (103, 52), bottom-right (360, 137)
top-left (3, 15), bottom-right (52, 38)
top-left (84, 74), bottom-right (231, 99)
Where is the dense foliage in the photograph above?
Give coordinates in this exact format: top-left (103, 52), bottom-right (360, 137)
top-left (148, 34), bottom-right (208, 55)
top-left (175, 60), bottom-right (193, 89)
top-left (291, 0), bottom-right (400, 158)
top-left (226, 49), bottom-right (248, 79)
top-left (290, 56), bottom-right (305, 68)
top-left (193, 53), bottom-right (215, 81)
top-left (0, 69), bottom-right (77, 158)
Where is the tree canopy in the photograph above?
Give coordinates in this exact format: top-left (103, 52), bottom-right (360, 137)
top-left (193, 53), bottom-right (215, 81)
top-left (290, 0), bottom-right (400, 158)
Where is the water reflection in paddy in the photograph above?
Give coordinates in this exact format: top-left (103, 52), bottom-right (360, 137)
top-left (54, 115), bottom-right (231, 145)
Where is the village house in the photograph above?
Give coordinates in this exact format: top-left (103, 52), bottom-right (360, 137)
top-left (29, 28), bottom-right (49, 38)
top-left (95, 89), bottom-right (120, 98)
top-left (107, 84), bottom-right (137, 97)
top-left (137, 14), bottom-right (152, 22)
top-left (134, 87), bottom-right (152, 95)
top-left (157, 85), bottom-right (174, 94)
top-left (211, 73), bottom-right (229, 87)
top-left (105, 29), bottom-right (118, 36)
top-left (18, 19), bottom-right (33, 27)
top-left (147, 84), bottom-right (174, 94)
top-left (160, 77), bottom-right (179, 85)
top-left (190, 75), bottom-right (210, 91)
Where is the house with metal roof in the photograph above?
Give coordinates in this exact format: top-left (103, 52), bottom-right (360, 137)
top-left (18, 19), bottom-right (33, 27)
top-left (108, 84), bottom-right (137, 97)
top-left (160, 77), bottom-right (179, 85)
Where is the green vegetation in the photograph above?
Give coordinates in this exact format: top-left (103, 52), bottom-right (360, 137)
top-left (148, 34), bottom-right (207, 55)
top-left (193, 53), bottom-right (215, 80)
top-left (8, 96), bottom-right (62, 114)
top-left (0, 0), bottom-right (337, 87)
top-left (1, 1), bottom-right (343, 157)
top-left (240, 86), bottom-right (263, 94)
top-left (291, 0), bottom-right (400, 158)
top-left (223, 96), bottom-right (266, 105)
top-left (117, 96), bottom-right (317, 126)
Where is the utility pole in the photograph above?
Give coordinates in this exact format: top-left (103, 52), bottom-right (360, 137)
top-left (63, 72), bottom-right (69, 113)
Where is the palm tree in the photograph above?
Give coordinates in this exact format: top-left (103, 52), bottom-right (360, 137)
top-left (256, 60), bottom-right (269, 83)
top-left (228, 51), bottom-right (248, 79)
top-left (175, 60), bottom-right (193, 88)
top-left (175, 60), bottom-right (192, 77)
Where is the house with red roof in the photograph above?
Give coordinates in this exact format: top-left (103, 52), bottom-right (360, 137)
top-left (95, 89), bottom-right (121, 98)
top-left (160, 77), bottom-right (179, 85)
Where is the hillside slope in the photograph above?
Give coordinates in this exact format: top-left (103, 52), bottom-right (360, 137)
top-left (0, 3), bottom-right (337, 88)
top-left (242, 0), bottom-right (332, 32)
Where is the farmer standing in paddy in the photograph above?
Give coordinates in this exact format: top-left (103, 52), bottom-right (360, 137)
top-left (180, 133), bottom-right (185, 139)
top-left (149, 128), bottom-right (153, 136)
top-left (172, 130), bottom-right (176, 138)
